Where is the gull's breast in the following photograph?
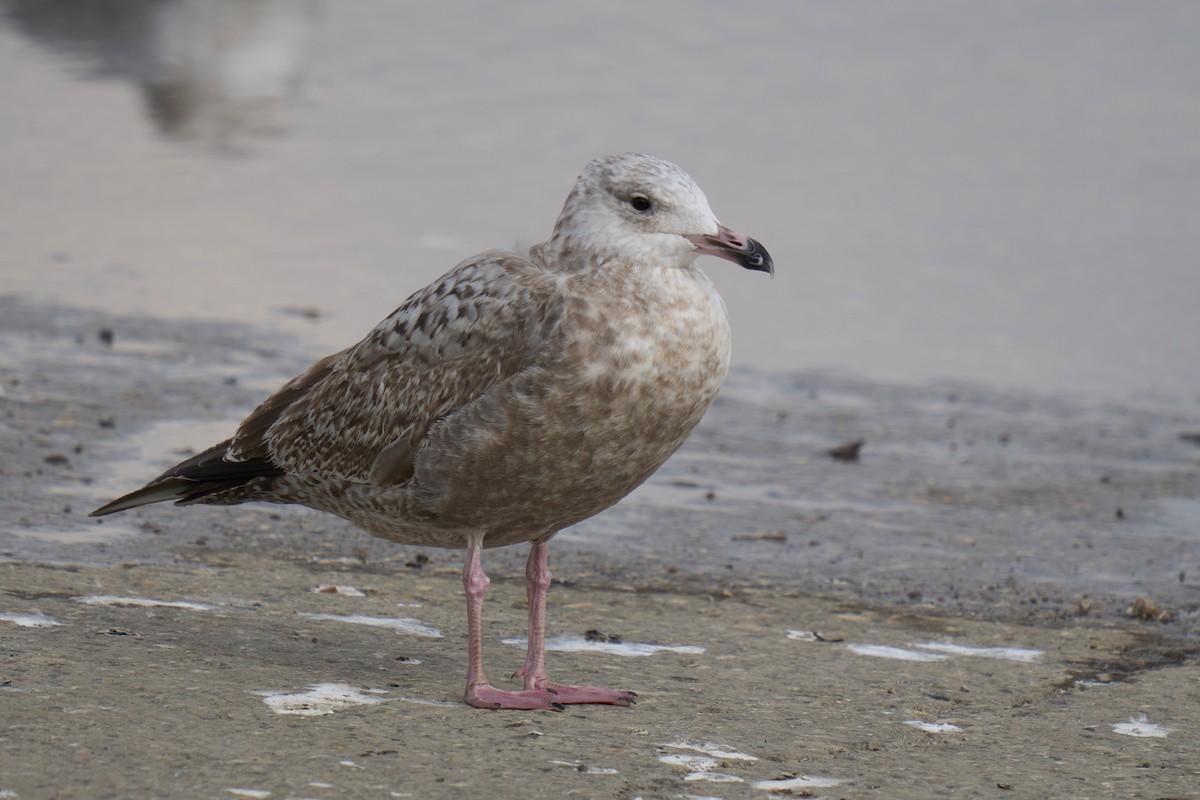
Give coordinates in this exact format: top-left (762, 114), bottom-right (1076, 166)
top-left (404, 265), bottom-right (732, 544)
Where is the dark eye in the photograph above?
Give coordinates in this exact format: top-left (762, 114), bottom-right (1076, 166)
top-left (628, 194), bottom-right (652, 212)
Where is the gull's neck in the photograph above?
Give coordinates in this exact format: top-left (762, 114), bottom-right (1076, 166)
top-left (531, 231), bottom-right (696, 277)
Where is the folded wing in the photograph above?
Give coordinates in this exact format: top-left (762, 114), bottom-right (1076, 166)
top-left (91, 252), bottom-right (563, 516)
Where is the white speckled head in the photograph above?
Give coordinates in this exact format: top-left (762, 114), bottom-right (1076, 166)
top-left (545, 153), bottom-right (772, 275)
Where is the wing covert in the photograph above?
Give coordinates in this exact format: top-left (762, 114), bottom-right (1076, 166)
top-left (226, 251), bottom-right (563, 483)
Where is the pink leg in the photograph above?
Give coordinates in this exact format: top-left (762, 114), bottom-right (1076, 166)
top-left (512, 541), bottom-right (637, 706)
top-left (461, 541), bottom-right (564, 711)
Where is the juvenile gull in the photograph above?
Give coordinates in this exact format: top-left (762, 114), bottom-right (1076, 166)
top-left (92, 153), bottom-right (773, 710)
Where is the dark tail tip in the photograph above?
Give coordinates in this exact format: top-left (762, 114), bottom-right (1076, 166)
top-left (89, 479), bottom-right (194, 517)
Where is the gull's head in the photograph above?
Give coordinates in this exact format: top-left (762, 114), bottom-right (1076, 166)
top-left (549, 153), bottom-right (773, 275)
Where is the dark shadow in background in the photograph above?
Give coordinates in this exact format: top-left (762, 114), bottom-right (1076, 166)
top-left (1, 0), bottom-right (319, 151)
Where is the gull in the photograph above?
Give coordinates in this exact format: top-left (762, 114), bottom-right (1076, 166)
top-left (92, 153), bottom-right (773, 710)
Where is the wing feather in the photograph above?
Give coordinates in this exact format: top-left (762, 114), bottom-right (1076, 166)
top-left (226, 251), bottom-right (563, 484)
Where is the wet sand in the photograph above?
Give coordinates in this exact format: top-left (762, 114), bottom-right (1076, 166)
top-left (4, 556), bottom-right (1197, 799)
top-left (2, 298), bottom-right (1198, 798)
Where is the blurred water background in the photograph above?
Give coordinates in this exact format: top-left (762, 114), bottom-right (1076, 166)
top-left (1, 0), bottom-right (1198, 401)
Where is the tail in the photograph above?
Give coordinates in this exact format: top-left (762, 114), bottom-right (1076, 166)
top-left (90, 439), bottom-right (285, 517)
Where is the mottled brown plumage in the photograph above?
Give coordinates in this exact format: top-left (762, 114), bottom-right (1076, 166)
top-left (93, 153), bottom-right (772, 710)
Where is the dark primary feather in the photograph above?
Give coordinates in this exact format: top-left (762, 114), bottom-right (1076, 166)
top-left (89, 439), bottom-right (283, 517)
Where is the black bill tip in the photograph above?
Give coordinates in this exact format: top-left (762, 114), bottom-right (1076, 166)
top-left (740, 237), bottom-right (774, 276)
